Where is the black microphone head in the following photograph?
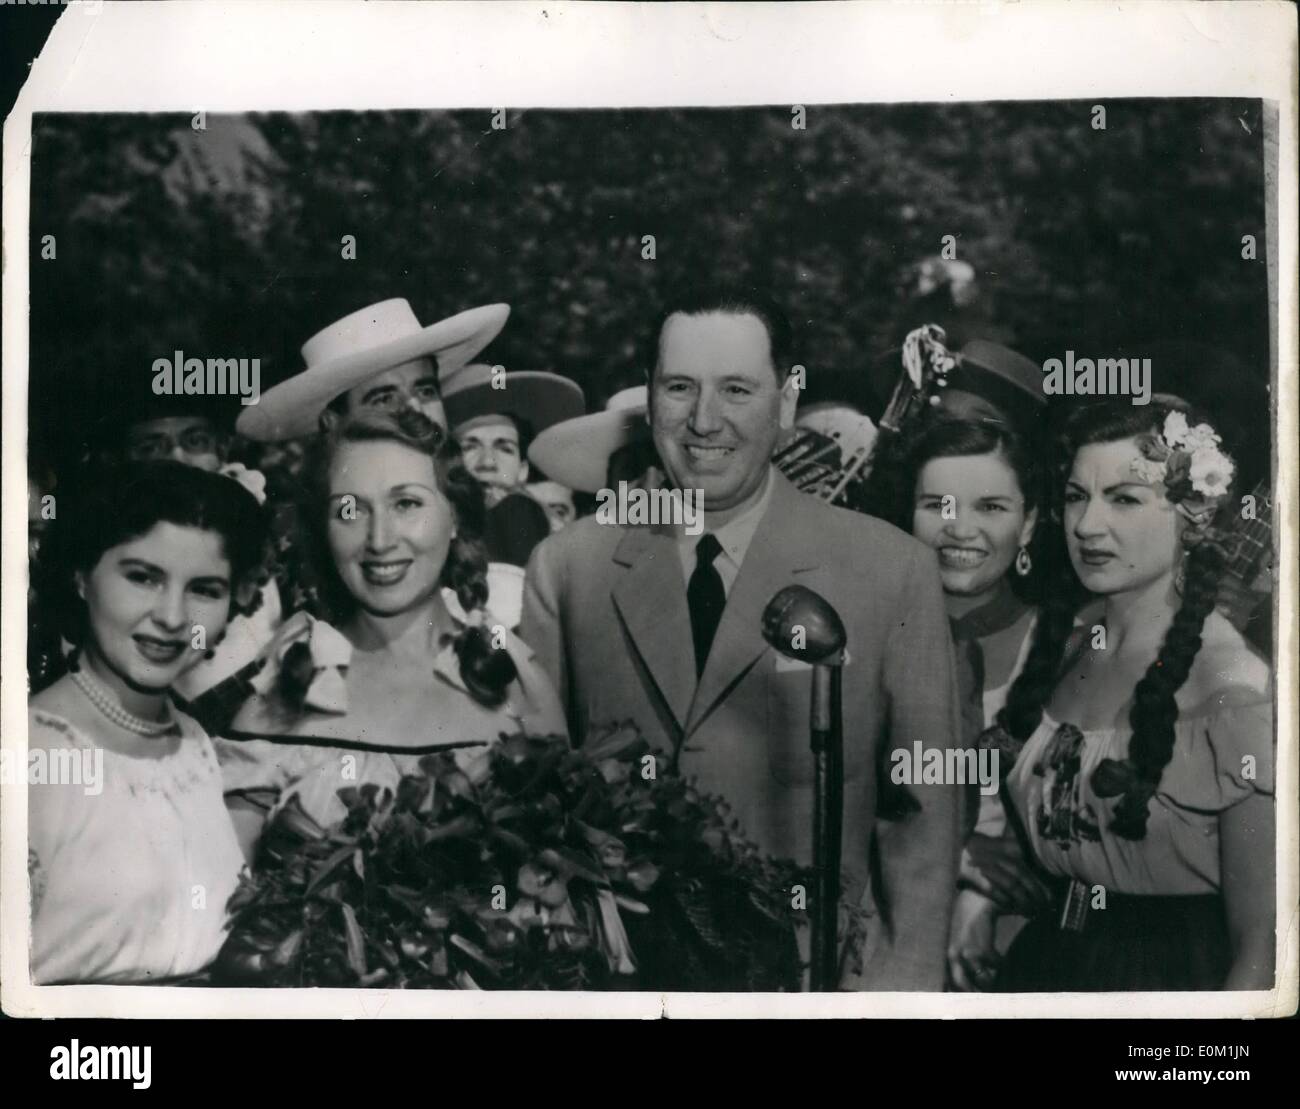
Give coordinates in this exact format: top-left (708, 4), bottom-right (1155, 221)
top-left (761, 585), bottom-right (847, 665)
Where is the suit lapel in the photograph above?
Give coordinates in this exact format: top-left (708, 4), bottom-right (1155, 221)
top-left (610, 526), bottom-right (696, 732)
top-left (686, 476), bottom-right (821, 735)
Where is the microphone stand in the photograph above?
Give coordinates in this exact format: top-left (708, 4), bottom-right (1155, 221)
top-left (761, 585), bottom-right (847, 992)
top-left (809, 662), bottom-right (843, 991)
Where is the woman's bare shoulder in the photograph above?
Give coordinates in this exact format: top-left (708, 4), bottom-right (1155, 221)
top-left (1182, 612), bottom-right (1271, 714)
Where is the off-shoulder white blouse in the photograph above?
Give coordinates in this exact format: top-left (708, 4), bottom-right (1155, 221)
top-left (1006, 697), bottom-right (1273, 895)
top-left (213, 615), bottom-right (568, 830)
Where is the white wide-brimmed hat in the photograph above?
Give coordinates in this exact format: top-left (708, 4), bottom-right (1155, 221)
top-left (442, 363), bottom-right (585, 437)
top-left (527, 386), bottom-right (649, 493)
top-left (237, 299), bottom-right (510, 442)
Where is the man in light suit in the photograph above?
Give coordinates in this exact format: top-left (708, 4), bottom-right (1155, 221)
top-left (522, 289), bottom-right (963, 989)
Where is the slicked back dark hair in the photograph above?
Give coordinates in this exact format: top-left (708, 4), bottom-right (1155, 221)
top-left (643, 286), bottom-right (795, 383)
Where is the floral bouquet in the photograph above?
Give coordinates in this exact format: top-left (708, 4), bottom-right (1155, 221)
top-left (214, 724), bottom-right (822, 991)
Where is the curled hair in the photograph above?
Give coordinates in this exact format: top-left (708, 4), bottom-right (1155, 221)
top-left (291, 408), bottom-right (516, 710)
top-left (992, 397), bottom-right (1233, 839)
top-left (36, 460), bottom-right (268, 651)
top-left (863, 413), bottom-right (1047, 600)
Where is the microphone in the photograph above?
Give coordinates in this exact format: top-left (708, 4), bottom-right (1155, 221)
top-left (761, 585), bottom-right (847, 991)
top-left (761, 585), bottom-right (847, 666)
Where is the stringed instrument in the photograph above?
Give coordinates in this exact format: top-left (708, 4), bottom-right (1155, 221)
top-left (773, 324), bottom-right (953, 505)
top-left (773, 408), bottom-right (879, 505)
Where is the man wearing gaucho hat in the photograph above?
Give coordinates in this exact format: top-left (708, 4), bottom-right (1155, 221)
top-left (237, 298), bottom-right (511, 443)
top-left (240, 298), bottom-right (540, 624)
top-left (441, 363), bottom-right (585, 568)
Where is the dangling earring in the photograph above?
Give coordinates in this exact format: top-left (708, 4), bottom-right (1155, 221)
top-left (1015, 546), bottom-right (1032, 576)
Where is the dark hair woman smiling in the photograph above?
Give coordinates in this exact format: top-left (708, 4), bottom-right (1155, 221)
top-left (28, 462), bottom-right (266, 983)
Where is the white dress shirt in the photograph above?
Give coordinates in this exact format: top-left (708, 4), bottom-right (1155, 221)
top-left (674, 466), bottom-right (775, 596)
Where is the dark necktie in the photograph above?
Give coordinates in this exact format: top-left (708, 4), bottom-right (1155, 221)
top-left (688, 533), bottom-right (726, 678)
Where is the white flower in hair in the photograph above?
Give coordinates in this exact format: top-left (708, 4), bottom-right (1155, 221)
top-left (1188, 446), bottom-right (1234, 499)
top-left (1161, 410), bottom-right (1191, 447)
top-left (218, 462), bottom-right (268, 505)
top-left (1129, 456), bottom-right (1168, 485)
top-left (1181, 422), bottom-right (1221, 453)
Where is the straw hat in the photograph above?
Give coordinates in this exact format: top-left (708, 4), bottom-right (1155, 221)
top-left (442, 363), bottom-right (585, 436)
top-left (237, 299), bottom-right (509, 442)
top-left (526, 386), bottom-right (649, 493)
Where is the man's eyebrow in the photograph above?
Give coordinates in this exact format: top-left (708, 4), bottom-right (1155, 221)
top-left (360, 384), bottom-right (398, 403)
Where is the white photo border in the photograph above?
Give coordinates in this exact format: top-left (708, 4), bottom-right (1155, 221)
top-left (3, 0), bottom-right (1296, 1019)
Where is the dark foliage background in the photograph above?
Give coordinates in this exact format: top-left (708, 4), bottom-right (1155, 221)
top-left (28, 101), bottom-right (1270, 475)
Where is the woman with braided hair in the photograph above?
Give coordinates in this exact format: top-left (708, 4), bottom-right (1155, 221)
top-left (948, 397), bottom-right (1274, 991)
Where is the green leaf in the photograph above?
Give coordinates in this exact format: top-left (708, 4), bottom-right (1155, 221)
top-left (271, 929), bottom-right (304, 968)
top-left (306, 846), bottom-right (356, 897)
top-left (449, 933), bottom-right (502, 974)
top-left (340, 903), bottom-right (368, 978)
top-left (539, 846), bottom-right (607, 886)
top-left (612, 893), bottom-right (651, 915)
top-left (488, 825), bottom-right (532, 855)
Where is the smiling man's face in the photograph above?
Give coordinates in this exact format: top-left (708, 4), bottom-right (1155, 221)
top-left (649, 311), bottom-right (796, 518)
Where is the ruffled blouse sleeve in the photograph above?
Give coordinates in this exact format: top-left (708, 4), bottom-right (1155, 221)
top-left (1158, 695), bottom-right (1274, 812)
top-left (213, 611), bottom-right (353, 796)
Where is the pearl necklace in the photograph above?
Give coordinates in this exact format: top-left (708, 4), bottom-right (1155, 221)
top-left (71, 667), bottom-right (180, 738)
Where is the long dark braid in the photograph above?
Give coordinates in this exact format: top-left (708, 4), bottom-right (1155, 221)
top-left (992, 398), bottom-right (1234, 839)
top-left (1095, 537), bottom-right (1225, 836)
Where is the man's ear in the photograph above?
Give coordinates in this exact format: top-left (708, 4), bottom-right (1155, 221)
top-left (778, 372), bottom-right (799, 431)
top-left (1019, 506), bottom-right (1040, 548)
top-left (74, 570), bottom-right (87, 602)
top-left (518, 460), bottom-right (530, 486)
top-left (319, 406), bottom-right (341, 434)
